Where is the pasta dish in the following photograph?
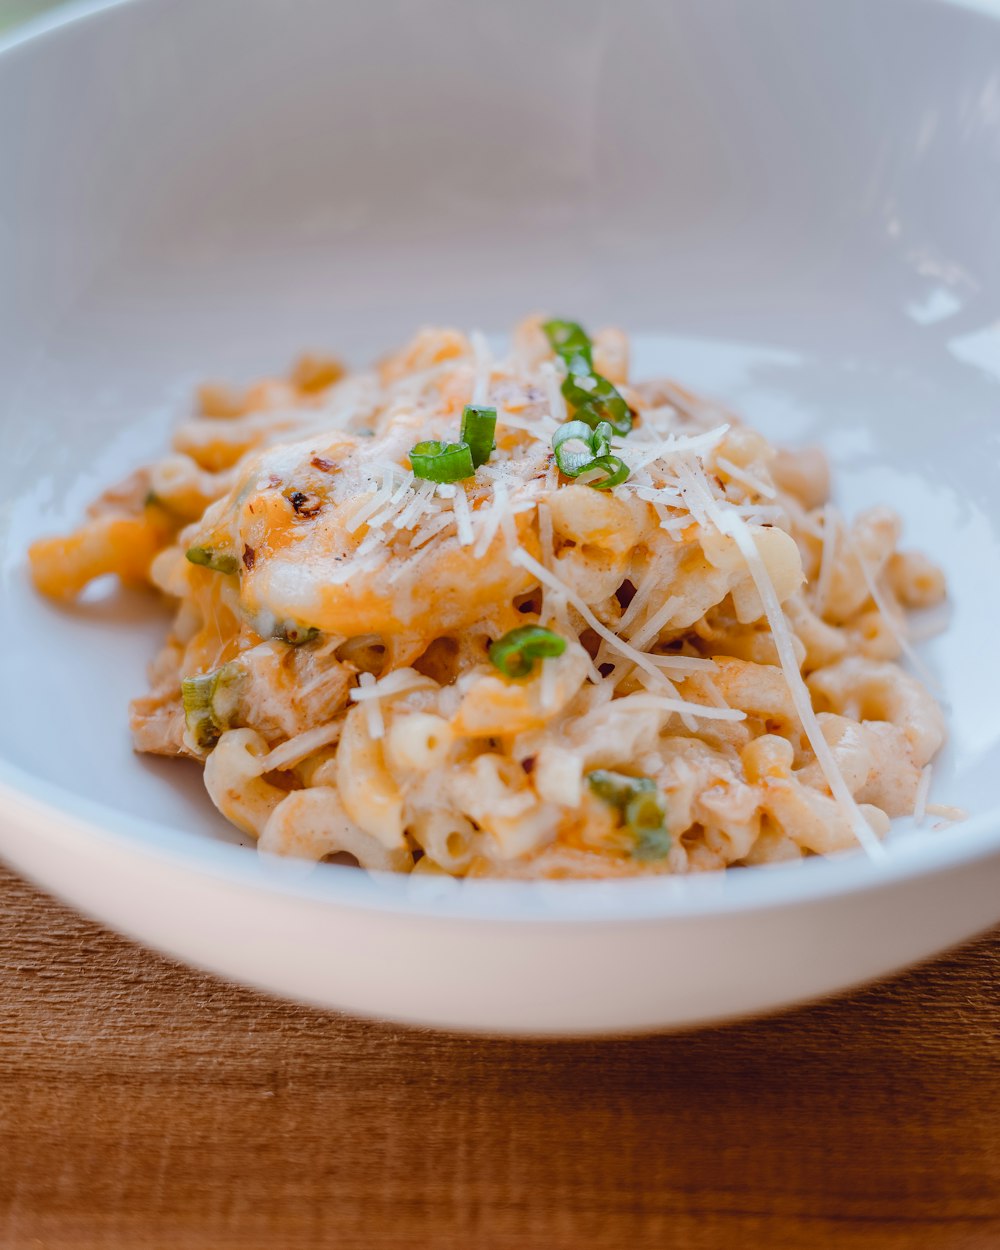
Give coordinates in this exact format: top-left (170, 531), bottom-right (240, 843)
top-left (29, 316), bottom-right (948, 877)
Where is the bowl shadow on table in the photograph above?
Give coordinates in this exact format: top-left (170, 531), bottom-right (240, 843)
top-left (0, 863), bottom-right (996, 1250)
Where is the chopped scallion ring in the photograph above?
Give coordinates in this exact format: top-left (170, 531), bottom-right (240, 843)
top-left (561, 371), bottom-right (633, 435)
top-left (624, 790), bottom-right (671, 860)
top-left (587, 769), bottom-right (671, 860)
top-left (181, 661), bottom-right (244, 749)
top-left (488, 625), bottom-right (567, 680)
top-left (542, 319), bottom-right (593, 374)
top-left (552, 420), bottom-right (602, 477)
top-left (580, 454), bottom-right (629, 491)
top-left (185, 546), bottom-right (240, 575)
top-left (543, 317), bottom-right (634, 434)
top-left (460, 404), bottom-right (497, 468)
top-left (409, 440), bottom-right (475, 483)
top-left (552, 420), bottom-right (628, 489)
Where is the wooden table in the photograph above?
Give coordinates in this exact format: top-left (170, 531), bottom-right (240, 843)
top-left (0, 861), bottom-right (996, 1250)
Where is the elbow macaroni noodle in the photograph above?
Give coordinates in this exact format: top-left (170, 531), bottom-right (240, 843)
top-left (28, 319), bottom-right (949, 876)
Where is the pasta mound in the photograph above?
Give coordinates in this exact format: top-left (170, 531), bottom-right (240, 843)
top-left (29, 316), bottom-right (947, 877)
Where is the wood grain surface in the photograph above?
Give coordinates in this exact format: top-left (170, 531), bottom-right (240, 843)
top-left (0, 861), bottom-right (996, 1250)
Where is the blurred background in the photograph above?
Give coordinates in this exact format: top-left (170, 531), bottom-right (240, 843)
top-left (0, 0), bottom-right (61, 31)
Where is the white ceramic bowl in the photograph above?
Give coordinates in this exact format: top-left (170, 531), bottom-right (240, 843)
top-left (1, 0), bottom-right (1000, 1035)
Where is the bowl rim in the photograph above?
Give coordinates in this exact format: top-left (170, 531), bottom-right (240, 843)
top-left (0, 0), bottom-right (139, 58)
top-left (1, 0), bottom-right (998, 928)
top-left (2, 756), bottom-right (998, 923)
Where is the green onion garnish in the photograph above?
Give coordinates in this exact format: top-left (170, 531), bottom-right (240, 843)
top-left (186, 546), bottom-right (240, 575)
top-left (542, 319), bottom-right (593, 375)
top-left (552, 420), bottom-right (606, 477)
top-left (561, 371), bottom-right (633, 436)
top-left (460, 404), bottom-right (497, 469)
top-left (488, 625), bottom-right (567, 680)
top-left (543, 318), bottom-right (634, 435)
top-left (408, 440), bottom-right (475, 483)
top-left (181, 661), bottom-right (243, 749)
top-left (587, 769), bottom-right (671, 860)
top-left (624, 789), bottom-right (672, 860)
top-left (580, 454), bottom-right (629, 491)
top-left (551, 419), bottom-right (628, 489)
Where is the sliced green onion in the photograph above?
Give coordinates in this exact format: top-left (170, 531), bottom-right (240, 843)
top-left (488, 625), bottom-right (567, 680)
top-left (579, 454), bottom-right (629, 491)
top-left (460, 404), bottom-right (497, 468)
top-left (542, 319), bottom-right (593, 374)
top-left (552, 420), bottom-right (628, 489)
top-left (587, 769), bottom-right (671, 860)
top-left (624, 789), bottom-right (671, 860)
top-left (543, 317), bottom-right (634, 435)
top-left (588, 769), bottom-right (654, 808)
top-left (408, 440), bottom-right (475, 483)
top-left (561, 371), bottom-right (633, 436)
top-left (181, 661), bottom-right (244, 749)
top-left (186, 545), bottom-right (240, 576)
top-left (552, 421), bottom-right (602, 477)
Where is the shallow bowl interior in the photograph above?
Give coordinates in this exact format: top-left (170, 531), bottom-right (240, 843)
top-left (1, 0), bottom-right (1000, 928)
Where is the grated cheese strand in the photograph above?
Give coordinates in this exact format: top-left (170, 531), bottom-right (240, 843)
top-left (622, 424), bottom-right (730, 475)
top-left (715, 455), bottom-right (778, 500)
top-left (260, 721), bottom-right (343, 772)
top-left (470, 330), bottom-right (492, 406)
top-left (539, 656), bottom-right (558, 711)
top-left (367, 471), bottom-right (415, 530)
top-left (349, 668), bottom-right (435, 703)
top-left (510, 545), bottom-right (744, 722)
top-left (344, 469), bottom-right (393, 533)
top-left (678, 462), bottom-right (885, 860)
top-left (472, 478), bottom-right (509, 558)
top-left (627, 595), bottom-right (683, 651)
top-left (848, 535), bottom-right (941, 694)
top-left (452, 485), bottom-right (474, 547)
top-left (540, 361), bottom-right (567, 425)
top-left (813, 503), bottom-right (839, 617)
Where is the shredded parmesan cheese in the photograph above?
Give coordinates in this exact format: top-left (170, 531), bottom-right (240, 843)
top-left (848, 535), bottom-right (940, 693)
top-left (510, 545), bottom-right (744, 722)
top-left (452, 485), bottom-right (474, 547)
top-left (470, 330), bottom-right (492, 405)
top-left (628, 595), bottom-right (683, 651)
top-left (344, 470), bottom-right (393, 533)
top-left (259, 722), bottom-right (343, 772)
top-left (540, 361), bottom-right (567, 425)
top-left (472, 478), bottom-right (509, 558)
top-left (677, 460), bottom-right (885, 860)
top-left (715, 455), bottom-right (778, 500)
top-left (813, 504), bottom-right (839, 617)
top-left (349, 668), bottom-right (435, 703)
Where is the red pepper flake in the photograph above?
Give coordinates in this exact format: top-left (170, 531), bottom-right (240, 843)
top-left (520, 756), bottom-right (536, 775)
top-left (287, 490), bottom-right (323, 517)
top-left (243, 545), bottom-right (256, 570)
top-left (310, 455), bottom-right (337, 473)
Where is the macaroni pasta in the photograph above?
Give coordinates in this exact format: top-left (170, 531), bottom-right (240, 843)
top-left (29, 317), bottom-right (948, 877)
